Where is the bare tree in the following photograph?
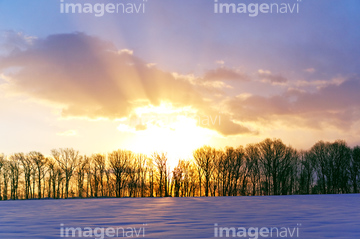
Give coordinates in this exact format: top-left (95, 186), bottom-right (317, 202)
top-left (308, 140), bottom-right (351, 194)
top-left (85, 157), bottom-right (93, 197)
top-left (307, 141), bottom-right (329, 194)
top-left (148, 158), bottom-right (155, 197)
top-left (299, 151), bottom-right (314, 194)
top-left (51, 148), bottom-right (80, 198)
top-left (0, 137), bottom-right (358, 200)
top-left (193, 146), bottom-right (215, 197)
top-left (0, 154), bottom-right (5, 200)
top-left (29, 151), bottom-right (48, 199)
top-left (47, 158), bottom-right (63, 199)
top-left (17, 153), bottom-right (33, 199)
top-left (137, 154), bottom-right (148, 197)
top-left (172, 160), bottom-right (185, 197)
top-left (218, 147), bottom-right (246, 196)
top-left (76, 156), bottom-right (89, 198)
top-left (327, 140), bottom-right (351, 194)
top-left (127, 159), bottom-right (138, 197)
top-left (92, 154), bottom-right (106, 197)
top-left (47, 158), bottom-right (56, 198)
top-left (105, 167), bottom-right (113, 197)
top-left (175, 160), bottom-right (197, 197)
top-left (2, 160), bottom-right (9, 200)
top-left (245, 144), bottom-right (261, 196)
top-left (152, 152), bottom-right (168, 197)
top-left (258, 138), bottom-right (297, 195)
top-left (8, 155), bottom-right (20, 200)
top-left (109, 150), bottom-right (131, 197)
top-left (233, 147), bottom-right (247, 196)
top-left (350, 146), bottom-right (360, 193)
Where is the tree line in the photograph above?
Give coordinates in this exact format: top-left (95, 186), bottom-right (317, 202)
top-left (0, 138), bottom-right (359, 200)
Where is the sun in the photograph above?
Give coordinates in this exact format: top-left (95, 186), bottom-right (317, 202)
top-left (117, 103), bottom-right (217, 167)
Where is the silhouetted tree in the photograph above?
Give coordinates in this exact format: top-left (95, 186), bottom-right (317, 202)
top-left (258, 138), bottom-right (297, 195)
top-left (76, 156), bottom-right (89, 198)
top-left (153, 152), bottom-right (168, 197)
top-left (51, 148), bottom-right (80, 199)
top-left (8, 155), bottom-right (20, 200)
top-left (148, 159), bottom-right (155, 197)
top-left (47, 158), bottom-right (56, 198)
top-left (245, 144), bottom-right (261, 196)
top-left (299, 151), bottom-right (314, 194)
top-left (93, 154), bottom-right (105, 197)
top-left (327, 140), bottom-right (351, 194)
top-left (137, 154), bottom-right (148, 197)
top-left (225, 147), bottom-right (246, 196)
top-left (18, 153), bottom-right (33, 199)
top-left (307, 141), bottom-right (329, 194)
top-left (309, 140), bottom-right (351, 194)
top-left (193, 146), bottom-right (215, 197)
top-left (180, 160), bottom-right (197, 197)
top-left (109, 150), bottom-right (131, 197)
top-left (0, 138), bottom-right (358, 200)
top-left (350, 146), bottom-right (360, 193)
top-left (29, 151), bottom-right (48, 199)
top-left (0, 154), bottom-right (5, 200)
top-left (172, 160), bottom-right (185, 197)
top-left (2, 160), bottom-right (9, 200)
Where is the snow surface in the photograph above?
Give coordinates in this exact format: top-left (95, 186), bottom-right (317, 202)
top-left (0, 194), bottom-right (359, 238)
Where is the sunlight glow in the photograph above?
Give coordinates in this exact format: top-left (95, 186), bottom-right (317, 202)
top-left (118, 103), bottom-right (217, 167)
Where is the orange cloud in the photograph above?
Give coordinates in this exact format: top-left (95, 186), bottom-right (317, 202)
top-left (0, 32), bottom-right (252, 136)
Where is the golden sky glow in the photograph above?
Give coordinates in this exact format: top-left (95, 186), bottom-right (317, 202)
top-left (1, 1), bottom-right (360, 162)
top-left (115, 103), bottom-right (217, 166)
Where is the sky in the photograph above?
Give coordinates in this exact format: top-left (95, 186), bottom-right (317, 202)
top-left (0, 0), bottom-right (360, 165)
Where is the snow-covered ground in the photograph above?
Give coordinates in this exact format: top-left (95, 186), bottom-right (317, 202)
top-left (0, 194), bottom-right (359, 238)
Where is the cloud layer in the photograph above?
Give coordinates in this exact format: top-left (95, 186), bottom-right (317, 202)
top-left (227, 78), bottom-right (360, 130)
top-left (1, 32), bottom-right (360, 138)
top-left (0, 32), bottom-right (251, 136)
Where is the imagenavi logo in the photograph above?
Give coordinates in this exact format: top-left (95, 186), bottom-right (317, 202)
top-left (60, 0), bottom-right (148, 17)
top-left (214, 0), bottom-right (302, 17)
top-left (214, 223), bottom-right (302, 238)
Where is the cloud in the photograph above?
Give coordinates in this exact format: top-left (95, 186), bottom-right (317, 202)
top-left (135, 124), bottom-right (147, 131)
top-left (0, 32), bottom-right (252, 136)
top-left (117, 49), bottom-right (133, 55)
top-left (0, 33), bottom-right (196, 118)
top-left (258, 69), bottom-right (287, 84)
top-left (0, 31), bottom-right (37, 54)
top-left (2, 32), bottom-right (356, 138)
top-left (304, 68), bottom-right (315, 73)
top-left (203, 67), bottom-right (248, 82)
top-left (294, 77), bottom-right (345, 90)
top-left (197, 110), bottom-right (253, 136)
top-left (227, 78), bottom-right (360, 130)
